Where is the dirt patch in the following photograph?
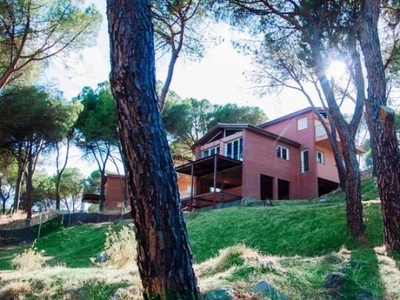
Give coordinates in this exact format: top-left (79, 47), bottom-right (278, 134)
top-left (0, 211), bottom-right (59, 230)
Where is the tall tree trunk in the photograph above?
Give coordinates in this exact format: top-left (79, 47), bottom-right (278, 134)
top-left (358, 0), bottom-right (400, 251)
top-left (99, 170), bottom-right (106, 212)
top-left (106, 0), bottom-right (199, 299)
top-left (25, 147), bottom-right (34, 224)
top-left (339, 132), bottom-right (365, 240)
top-left (13, 163), bottom-right (25, 213)
top-left (55, 137), bottom-right (71, 210)
top-left (311, 41), bottom-right (365, 241)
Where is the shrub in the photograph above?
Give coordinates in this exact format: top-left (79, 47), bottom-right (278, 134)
top-left (92, 223), bottom-right (137, 268)
top-left (11, 245), bottom-right (46, 271)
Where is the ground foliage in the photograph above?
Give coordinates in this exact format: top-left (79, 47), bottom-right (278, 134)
top-left (1, 178), bottom-right (399, 299)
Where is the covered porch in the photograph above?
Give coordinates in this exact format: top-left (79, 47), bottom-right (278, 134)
top-left (175, 154), bottom-right (243, 211)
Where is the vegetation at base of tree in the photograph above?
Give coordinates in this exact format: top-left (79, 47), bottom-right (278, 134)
top-left (0, 183), bottom-right (395, 298)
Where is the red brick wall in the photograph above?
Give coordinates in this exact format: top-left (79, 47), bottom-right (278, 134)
top-left (260, 111), bottom-right (319, 199)
top-left (316, 145), bottom-right (340, 183)
top-left (104, 174), bottom-right (127, 212)
top-left (241, 130), bottom-right (301, 200)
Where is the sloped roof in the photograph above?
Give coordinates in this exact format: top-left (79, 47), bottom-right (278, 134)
top-left (193, 123), bottom-right (301, 149)
top-left (258, 107), bottom-right (324, 128)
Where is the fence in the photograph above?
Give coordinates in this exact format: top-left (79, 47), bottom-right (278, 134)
top-left (0, 211), bottom-right (132, 246)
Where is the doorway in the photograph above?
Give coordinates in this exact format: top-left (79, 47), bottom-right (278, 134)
top-left (260, 174), bottom-right (273, 200)
top-left (278, 179), bottom-right (290, 200)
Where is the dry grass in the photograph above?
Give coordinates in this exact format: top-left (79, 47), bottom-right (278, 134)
top-left (0, 244), bottom-right (272, 299)
top-left (92, 223), bottom-right (137, 268)
top-left (0, 280), bottom-right (32, 299)
top-left (375, 248), bottom-right (400, 300)
top-left (1, 266), bottom-right (142, 299)
top-left (2, 244), bottom-right (400, 299)
top-left (11, 245), bottom-right (48, 271)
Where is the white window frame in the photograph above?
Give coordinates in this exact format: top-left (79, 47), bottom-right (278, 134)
top-left (225, 138), bottom-right (243, 161)
top-left (276, 145), bottom-right (289, 160)
top-left (297, 117), bottom-right (308, 131)
top-left (202, 146), bottom-right (219, 158)
top-left (301, 149), bottom-right (309, 173)
top-left (316, 150), bottom-right (324, 164)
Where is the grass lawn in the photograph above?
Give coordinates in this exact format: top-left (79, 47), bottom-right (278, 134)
top-left (1, 177), bottom-right (399, 299)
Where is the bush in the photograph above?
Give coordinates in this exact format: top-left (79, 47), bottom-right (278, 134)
top-left (11, 244), bottom-right (46, 271)
top-left (92, 223), bottom-right (137, 268)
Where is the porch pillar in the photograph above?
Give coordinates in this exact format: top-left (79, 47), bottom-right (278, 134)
top-left (189, 162), bottom-right (194, 212)
top-left (213, 154), bottom-right (217, 209)
top-left (273, 177), bottom-right (279, 200)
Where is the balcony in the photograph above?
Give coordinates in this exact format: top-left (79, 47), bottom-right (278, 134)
top-left (315, 124), bottom-right (364, 154)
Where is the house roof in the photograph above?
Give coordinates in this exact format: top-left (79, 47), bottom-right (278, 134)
top-left (82, 193), bottom-right (101, 203)
top-left (192, 123), bottom-right (301, 149)
top-left (258, 107), bottom-right (324, 128)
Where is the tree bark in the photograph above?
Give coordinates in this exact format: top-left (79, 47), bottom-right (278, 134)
top-left (106, 0), bottom-right (199, 299)
top-left (358, 0), bottom-right (400, 251)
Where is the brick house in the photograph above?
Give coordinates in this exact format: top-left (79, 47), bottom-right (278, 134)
top-left (175, 107), bottom-right (364, 211)
top-left (82, 173), bottom-right (129, 213)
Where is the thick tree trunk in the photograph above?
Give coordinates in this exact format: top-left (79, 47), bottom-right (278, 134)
top-left (106, 0), bottom-right (199, 299)
top-left (358, 0), bottom-right (400, 251)
top-left (340, 134), bottom-right (365, 240)
top-left (377, 107), bottom-right (400, 249)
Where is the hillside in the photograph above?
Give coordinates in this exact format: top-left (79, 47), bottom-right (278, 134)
top-left (1, 177), bottom-right (399, 299)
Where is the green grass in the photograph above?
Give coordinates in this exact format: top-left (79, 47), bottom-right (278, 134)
top-left (186, 203), bottom-right (382, 263)
top-left (33, 223), bottom-right (111, 268)
top-left (1, 176), bottom-right (396, 299)
top-left (0, 245), bottom-right (29, 270)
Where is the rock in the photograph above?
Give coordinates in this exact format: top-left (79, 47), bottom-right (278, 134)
top-left (319, 198), bottom-right (327, 203)
top-left (259, 259), bottom-right (274, 269)
top-left (323, 273), bottom-right (343, 291)
top-left (251, 280), bottom-right (288, 300)
top-left (95, 251), bottom-right (109, 263)
top-left (338, 265), bottom-right (350, 274)
top-left (204, 287), bottom-right (234, 300)
top-left (357, 288), bottom-right (374, 300)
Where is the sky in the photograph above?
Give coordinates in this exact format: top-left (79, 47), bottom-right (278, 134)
top-left (42, 1), bottom-right (317, 175)
top-left (47, 1), bottom-right (311, 120)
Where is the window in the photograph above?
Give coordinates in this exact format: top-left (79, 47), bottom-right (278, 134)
top-left (297, 117), bottom-right (308, 131)
top-left (316, 151), bottom-right (324, 164)
top-left (225, 138), bottom-right (243, 160)
top-left (301, 150), bottom-right (309, 173)
top-left (202, 146), bottom-right (219, 158)
top-left (276, 145), bottom-right (289, 160)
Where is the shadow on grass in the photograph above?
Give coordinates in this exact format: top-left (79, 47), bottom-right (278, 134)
top-left (339, 249), bottom-right (385, 299)
top-left (0, 245), bottom-right (31, 270)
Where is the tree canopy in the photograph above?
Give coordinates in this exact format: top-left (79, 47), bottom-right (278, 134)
top-left (0, 0), bottom-right (102, 90)
top-left (0, 86), bottom-right (80, 220)
top-left (73, 81), bottom-right (120, 211)
top-left (162, 96), bottom-right (268, 154)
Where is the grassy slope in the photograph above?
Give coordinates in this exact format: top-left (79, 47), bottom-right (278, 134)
top-left (2, 177), bottom-right (396, 299)
top-left (186, 203), bottom-right (382, 263)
